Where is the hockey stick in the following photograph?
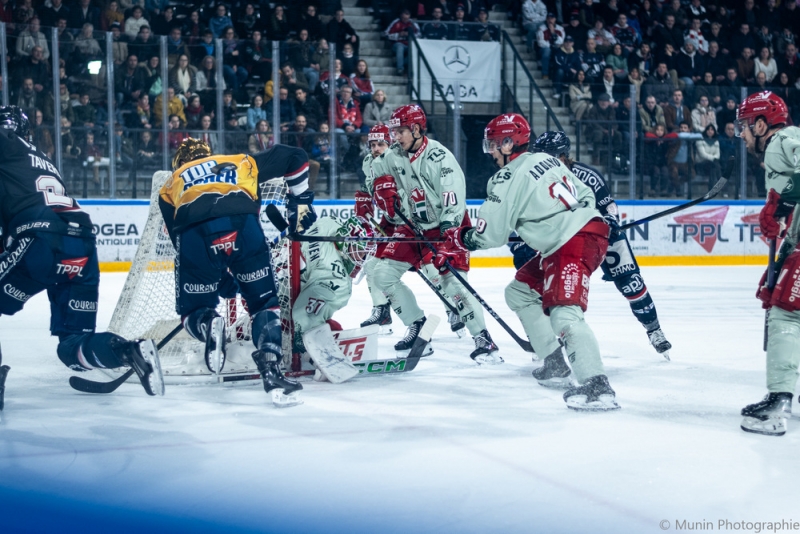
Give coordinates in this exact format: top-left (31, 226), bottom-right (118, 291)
top-left (619, 156), bottom-right (734, 231)
top-left (392, 206), bottom-right (534, 353)
top-left (764, 238), bottom-right (777, 352)
top-left (0, 343), bottom-right (9, 411)
top-left (69, 323), bottom-right (184, 394)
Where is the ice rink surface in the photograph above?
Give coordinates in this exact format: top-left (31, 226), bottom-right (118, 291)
top-left (1, 266), bottom-right (798, 533)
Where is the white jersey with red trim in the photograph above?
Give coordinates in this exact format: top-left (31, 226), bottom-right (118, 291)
top-left (466, 151), bottom-right (600, 257)
top-left (371, 137), bottom-right (465, 232)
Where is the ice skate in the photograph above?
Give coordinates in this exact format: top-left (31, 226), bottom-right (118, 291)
top-left (251, 350), bottom-right (303, 408)
top-left (361, 304), bottom-right (393, 335)
top-left (740, 392), bottom-right (792, 436)
top-left (470, 330), bottom-right (503, 365)
top-left (532, 347), bottom-right (573, 389)
top-left (204, 316), bottom-right (226, 373)
top-left (647, 327), bottom-right (671, 361)
top-left (115, 338), bottom-right (164, 396)
top-left (564, 375), bottom-right (620, 411)
top-left (447, 309), bottom-right (466, 338)
top-left (395, 317), bottom-right (433, 357)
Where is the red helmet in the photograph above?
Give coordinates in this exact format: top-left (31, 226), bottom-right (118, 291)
top-left (483, 113), bottom-right (531, 153)
top-left (735, 91), bottom-right (788, 136)
top-left (389, 104), bottom-right (427, 132)
top-left (368, 124), bottom-right (391, 144)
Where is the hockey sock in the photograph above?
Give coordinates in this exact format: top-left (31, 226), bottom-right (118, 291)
top-left (549, 305), bottom-right (605, 384)
top-left (627, 292), bottom-right (659, 331)
top-left (182, 308), bottom-right (220, 343)
top-left (766, 307), bottom-right (800, 393)
top-left (251, 307), bottom-right (282, 357)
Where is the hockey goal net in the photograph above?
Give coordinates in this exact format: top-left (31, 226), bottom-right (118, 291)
top-left (107, 171), bottom-right (302, 383)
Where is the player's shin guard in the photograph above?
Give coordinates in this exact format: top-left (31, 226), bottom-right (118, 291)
top-left (249, 307), bottom-right (302, 406)
top-left (549, 305), bottom-right (605, 384)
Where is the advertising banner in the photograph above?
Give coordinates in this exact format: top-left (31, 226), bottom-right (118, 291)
top-left (411, 39), bottom-right (501, 103)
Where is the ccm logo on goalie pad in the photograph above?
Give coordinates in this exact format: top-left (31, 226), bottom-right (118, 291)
top-left (211, 232), bottom-right (239, 255)
top-left (57, 257), bottom-right (89, 279)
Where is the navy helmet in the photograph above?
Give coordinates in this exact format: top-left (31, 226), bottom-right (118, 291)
top-left (0, 105), bottom-right (31, 141)
top-left (532, 130), bottom-right (570, 158)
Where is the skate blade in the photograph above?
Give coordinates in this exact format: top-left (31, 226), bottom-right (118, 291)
top-left (566, 394), bottom-right (620, 411)
top-left (271, 389), bottom-right (303, 408)
top-left (535, 376), bottom-right (574, 389)
top-left (473, 353), bottom-right (504, 365)
top-left (452, 326), bottom-right (466, 338)
top-left (660, 350), bottom-right (671, 362)
top-left (206, 317), bottom-right (226, 374)
top-left (379, 324), bottom-right (394, 336)
top-left (139, 339), bottom-right (165, 397)
top-left (741, 416), bottom-right (787, 436)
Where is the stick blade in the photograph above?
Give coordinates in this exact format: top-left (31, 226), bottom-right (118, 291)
top-left (265, 204), bottom-right (289, 232)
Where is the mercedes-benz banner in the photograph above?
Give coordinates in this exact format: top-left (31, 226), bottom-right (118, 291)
top-left (411, 39), bottom-right (501, 103)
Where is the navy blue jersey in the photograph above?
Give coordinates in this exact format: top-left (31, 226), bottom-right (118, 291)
top-left (570, 160), bottom-right (616, 218)
top-left (0, 129), bottom-right (91, 240)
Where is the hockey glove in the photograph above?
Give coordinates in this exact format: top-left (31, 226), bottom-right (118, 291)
top-left (354, 190), bottom-right (373, 219)
top-left (508, 240), bottom-right (537, 270)
top-left (603, 214), bottom-right (621, 241)
top-left (433, 226), bottom-right (471, 270)
top-left (756, 268), bottom-right (774, 310)
top-left (373, 174), bottom-right (399, 218)
top-left (286, 190), bottom-right (317, 233)
top-left (759, 190), bottom-right (795, 239)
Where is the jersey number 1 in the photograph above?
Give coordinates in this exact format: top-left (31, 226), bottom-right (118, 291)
top-left (549, 177), bottom-right (580, 210)
top-left (36, 176), bottom-right (72, 207)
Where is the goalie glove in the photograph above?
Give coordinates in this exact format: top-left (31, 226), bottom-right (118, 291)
top-left (286, 190), bottom-right (317, 233)
top-left (373, 174), bottom-right (399, 218)
top-left (433, 226), bottom-right (471, 270)
top-left (759, 190), bottom-right (795, 239)
top-left (354, 190), bottom-right (373, 219)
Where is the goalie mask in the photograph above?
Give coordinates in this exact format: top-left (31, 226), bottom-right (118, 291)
top-left (335, 216), bottom-right (377, 276)
top-left (172, 137), bottom-right (212, 170)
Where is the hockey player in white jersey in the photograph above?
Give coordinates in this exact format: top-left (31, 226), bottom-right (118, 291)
top-left (434, 113), bottom-right (619, 411)
top-left (737, 91), bottom-right (800, 435)
top-left (293, 215), bottom-right (377, 383)
top-left (368, 105), bottom-right (499, 363)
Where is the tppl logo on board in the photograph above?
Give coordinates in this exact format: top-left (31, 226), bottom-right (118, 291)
top-left (210, 231), bottom-right (238, 256)
top-left (669, 206), bottom-right (730, 253)
top-left (740, 212), bottom-right (784, 248)
top-left (56, 257), bottom-right (89, 279)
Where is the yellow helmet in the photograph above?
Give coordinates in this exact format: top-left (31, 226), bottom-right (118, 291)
top-left (172, 137), bottom-right (212, 170)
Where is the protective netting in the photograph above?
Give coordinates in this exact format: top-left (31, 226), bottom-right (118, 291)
top-left (107, 172), bottom-right (297, 377)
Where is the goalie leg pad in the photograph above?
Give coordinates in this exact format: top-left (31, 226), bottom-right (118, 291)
top-left (550, 305), bottom-right (605, 384)
top-left (303, 322), bottom-right (359, 384)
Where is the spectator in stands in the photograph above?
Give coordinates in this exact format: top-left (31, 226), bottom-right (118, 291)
top-left (606, 43), bottom-right (628, 82)
top-left (707, 23), bottom-right (729, 56)
top-left (294, 87), bottom-right (323, 130)
top-left (736, 47), bottom-right (756, 85)
top-left (281, 62), bottom-right (310, 96)
top-left (472, 7), bottom-right (499, 42)
top-left (568, 69), bottom-right (593, 120)
top-left (627, 66), bottom-right (643, 103)
top-left (719, 121), bottom-right (737, 164)
top-left (60, 117), bottom-right (80, 182)
top-left (654, 14), bottom-right (683, 56)
top-left (777, 43), bottom-right (800, 83)
top-left (73, 92), bottom-right (97, 129)
top-left (195, 55), bottom-right (225, 111)
top-left (705, 42), bottom-right (728, 84)
top-left (643, 62), bottom-right (675, 106)
top-left (244, 30), bottom-right (272, 82)
top-left (772, 72), bottom-right (793, 103)
top-left (166, 114), bottom-right (189, 150)
top-left (449, 5), bottom-right (472, 41)
top-left (617, 94), bottom-right (634, 148)
top-left (115, 54), bottom-right (144, 106)
top-left (142, 55), bottom-right (163, 97)
top-left (267, 86), bottom-right (296, 126)
top-left (334, 85), bottom-right (365, 152)
top-left (16, 46), bottom-right (48, 94)
top-left (73, 22), bottom-right (103, 66)
top-left (169, 54), bottom-right (197, 102)
top-left (235, 3), bottom-right (259, 39)
top-left (167, 27), bottom-right (191, 65)
top-left (716, 96), bottom-right (738, 131)
top-left (638, 0), bottom-right (659, 40)
top-left (340, 42), bottom-right (358, 76)
top-left (350, 59), bottom-right (374, 108)
top-left (128, 93), bottom-right (152, 130)
top-left (611, 13), bottom-right (639, 55)
top-left (663, 0), bottom-right (688, 28)
top-left (385, 9), bottom-right (420, 76)
top-left (592, 66), bottom-right (622, 104)
top-left (16, 17), bottom-right (48, 60)
top-left (68, 0), bottom-right (100, 31)
top-left (56, 17), bottom-right (75, 61)
top-left (664, 89), bottom-right (692, 133)
top-left (40, 0), bottom-right (69, 29)
top-left (14, 78), bottom-right (39, 123)
top-left (694, 72), bottom-right (722, 111)
top-left (319, 58), bottom-right (350, 100)
top-left (362, 88), bottom-right (390, 128)
top-left (184, 10), bottom-right (202, 46)
top-left (312, 38), bottom-right (332, 83)
top-left (775, 26), bottom-right (796, 58)
top-left (124, 6), bottom-right (148, 40)
top-left (269, 5), bottom-right (290, 41)
top-left (328, 8), bottom-right (359, 56)
top-left (249, 119), bottom-right (273, 153)
top-left (755, 47), bottom-right (778, 83)
top-left (136, 130), bottom-right (159, 167)
top-left (130, 25), bottom-right (159, 65)
top-left (423, 7), bottom-right (449, 40)
top-left (587, 18), bottom-right (614, 56)
top-left (751, 71), bottom-right (770, 94)
top-left (522, 0), bottom-right (548, 52)
top-left (185, 94), bottom-right (204, 130)
top-left (695, 123), bottom-right (721, 189)
top-left (311, 121), bottom-right (332, 164)
top-left (537, 13), bottom-right (565, 79)
top-left (691, 95), bottom-right (717, 133)
top-left (287, 29), bottom-right (318, 91)
top-left (579, 0), bottom-right (596, 30)
top-left (195, 114), bottom-right (219, 153)
top-left (563, 15), bottom-right (586, 51)
top-left (640, 95), bottom-right (666, 134)
top-left (730, 24), bottom-right (757, 60)
top-left (684, 17), bottom-right (708, 54)
top-left (220, 27), bottom-right (248, 97)
top-left (754, 24), bottom-right (774, 55)
top-left (676, 41), bottom-right (702, 103)
top-left (32, 108), bottom-right (54, 159)
top-left (221, 89), bottom-right (238, 123)
top-left (584, 93), bottom-right (619, 165)
top-left (247, 94), bottom-right (267, 130)
top-left (627, 42), bottom-right (652, 81)
top-left (644, 123), bottom-right (674, 196)
top-left (719, 68), bottom-right (743, 103)
top-left (153, 87), bottom-right (186, 126)
top-left (301, 5), bottom-right (325, 42)
top-left (668, 122), bottom-right (702, 196)
top-left (580, 38), bottom-right (605, 82)
top-left (209, 4), bottom-right (233, 38)
top-left (553, 36), bottom-right (581, 99)
top-left (151, 5), bottom-right (176, 37)
top-left (109, 23), bottom-right (128, 67)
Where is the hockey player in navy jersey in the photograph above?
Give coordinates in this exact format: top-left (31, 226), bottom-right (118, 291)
top-left (0, 106), bottom-right (164, 398)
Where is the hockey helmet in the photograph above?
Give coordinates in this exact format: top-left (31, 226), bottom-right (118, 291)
top-left (172, 137), bottom-right (212, 170)
top-left (735, 91), bottom-right (788, 136)
top-left (389, 104), bottom-right (427, 134)
top-left (532, 131), bottom-right (571, 158)
top-left (0, 105), bottom-right (31, 141)
top-left (483, 113), bottom-right (531, 154)
top-left (335, 216), bottom-right (377, 275)
top-left (368, 124), bottom-right (391, 144)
